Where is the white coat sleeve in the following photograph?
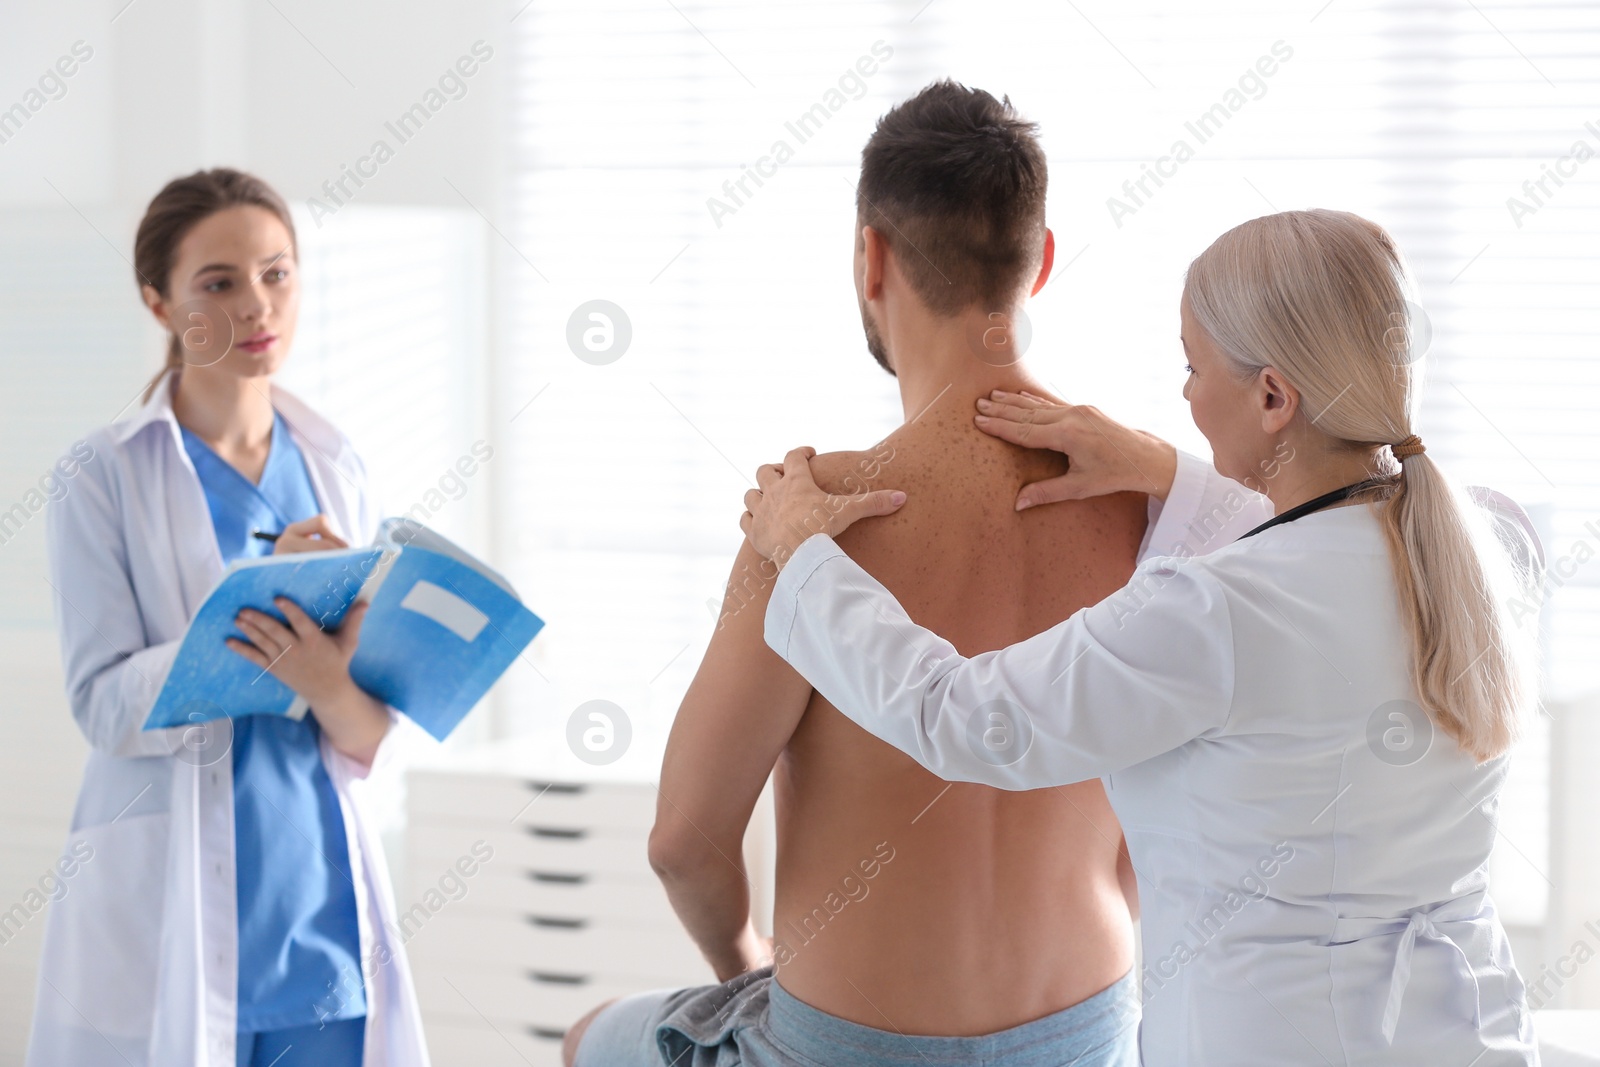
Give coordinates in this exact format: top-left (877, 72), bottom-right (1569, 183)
top-left (765, 533), bottom-right (1238, 788)
top-left (46, 447), bottom-right (184, 757)
top-left (1139, 449), bottom-right (1273, 562)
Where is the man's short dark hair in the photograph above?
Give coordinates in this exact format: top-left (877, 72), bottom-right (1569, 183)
top-left (856, 80), bottom-right (1048, 317)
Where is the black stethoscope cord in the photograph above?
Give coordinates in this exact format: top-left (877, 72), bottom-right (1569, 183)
top-left (1236, 482), bottom-right (1371, 541)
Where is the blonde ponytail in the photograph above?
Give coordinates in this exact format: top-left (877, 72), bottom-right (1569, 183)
top-left (1184, 209), bottom-right (1538, 762)
top-left (1381, 448), bottom-right (1534, 758)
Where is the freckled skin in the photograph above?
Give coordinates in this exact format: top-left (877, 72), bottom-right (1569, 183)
top-left (772, 391), bottom-right (1148, 1036)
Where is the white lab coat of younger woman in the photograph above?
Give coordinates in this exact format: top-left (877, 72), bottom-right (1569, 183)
top-left (765, 451), bottom-right (1540, 1066)
top-left (30, 375), bottom-right (429, 1067)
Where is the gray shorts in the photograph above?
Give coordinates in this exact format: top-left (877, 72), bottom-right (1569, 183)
top-left (574, 966), bottom-right (1140, 1067)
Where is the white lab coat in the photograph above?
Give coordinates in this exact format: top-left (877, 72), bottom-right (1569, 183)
top-left (765, 451), bottom-right (1540, 1066)
top-left (30, 372), bottom-right (430, 1067)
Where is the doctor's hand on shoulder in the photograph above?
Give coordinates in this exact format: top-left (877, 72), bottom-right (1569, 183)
top-left (973, 390), bottom-right (1178, 510)
top-left (741, 446), bottom-right (906, 567)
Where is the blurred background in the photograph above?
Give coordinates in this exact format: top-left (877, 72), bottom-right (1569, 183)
top-left (1, 0), bottom-right (1597, 1062)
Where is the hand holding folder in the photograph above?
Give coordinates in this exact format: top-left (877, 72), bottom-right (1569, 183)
top-left (144, 518), bottom-right (544, 741)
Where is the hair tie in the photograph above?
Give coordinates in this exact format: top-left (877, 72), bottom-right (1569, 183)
top-left (1392, 434), bottom-right (1425, 460)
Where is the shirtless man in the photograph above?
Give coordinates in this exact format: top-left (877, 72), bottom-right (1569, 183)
top-left (566, 80), bottom-right (1149, 1067)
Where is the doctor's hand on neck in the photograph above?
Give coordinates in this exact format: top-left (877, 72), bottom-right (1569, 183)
top-left (972, 305), bottom-right (1395, 517)
top-left (740, 446), bottom-right (907, 568)
top-left (974, 390), bottom-right (1180, 510)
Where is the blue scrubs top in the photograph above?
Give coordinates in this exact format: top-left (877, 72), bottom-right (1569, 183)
top-left (180, 411), bottom-right (367, 1031)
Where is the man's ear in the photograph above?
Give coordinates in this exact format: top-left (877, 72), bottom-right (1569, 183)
top-left (1257, 365), bottom-right (1301, 435)
top-left (1029, 227), bottom-right (1055, 297)
top-left (861, 224), bottom-right (887, 302)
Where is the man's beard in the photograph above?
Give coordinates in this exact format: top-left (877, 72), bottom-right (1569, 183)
top-left (860, 298), bottom-right (894, 377)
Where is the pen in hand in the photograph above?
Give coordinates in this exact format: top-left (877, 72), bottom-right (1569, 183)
top-left (256, 517), bottom-right (349, 553)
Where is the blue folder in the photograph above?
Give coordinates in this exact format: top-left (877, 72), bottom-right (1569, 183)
top-left (144, 519), bottom-right (544, 741)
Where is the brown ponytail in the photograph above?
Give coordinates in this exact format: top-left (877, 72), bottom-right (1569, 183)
top-left (134, 168), bottom-right (297, 403)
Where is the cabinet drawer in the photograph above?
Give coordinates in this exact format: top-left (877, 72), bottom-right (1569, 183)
top-left (409, 772), bottom-right (657, 833)
top-left (409, 821), bottom-right (653, 880)
top-left (422, 1015), bottom-right (564, 1067)
top-left (413, 965), bottom-right (696, 1029)
top-left (405, 909), bottom-right (708, 977)
top-left (439, 867), bottom-right (679, 924)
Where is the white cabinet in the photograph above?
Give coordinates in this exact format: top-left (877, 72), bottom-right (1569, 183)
top-left (403, 753), bottom-right (718, 1066)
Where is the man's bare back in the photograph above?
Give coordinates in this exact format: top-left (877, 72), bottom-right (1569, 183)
top-left (565, 78), bottom-right (1150, 1067)
top-left (767, 392), bottom-right (1147, 1036)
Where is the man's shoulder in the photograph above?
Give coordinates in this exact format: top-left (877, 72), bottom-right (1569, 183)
top-left (805, 432), bottom-right (943, 576)
top-left (807, 436), bottom-right (907, 496)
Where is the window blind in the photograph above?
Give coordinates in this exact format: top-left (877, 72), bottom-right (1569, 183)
top-left (283, 204), bottom-right (490, 556)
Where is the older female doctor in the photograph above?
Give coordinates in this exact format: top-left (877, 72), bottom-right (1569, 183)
top-left (31, 170), bottom-right (427, 1067)
top-left (742, 210), bottom-right (1542, 1065)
